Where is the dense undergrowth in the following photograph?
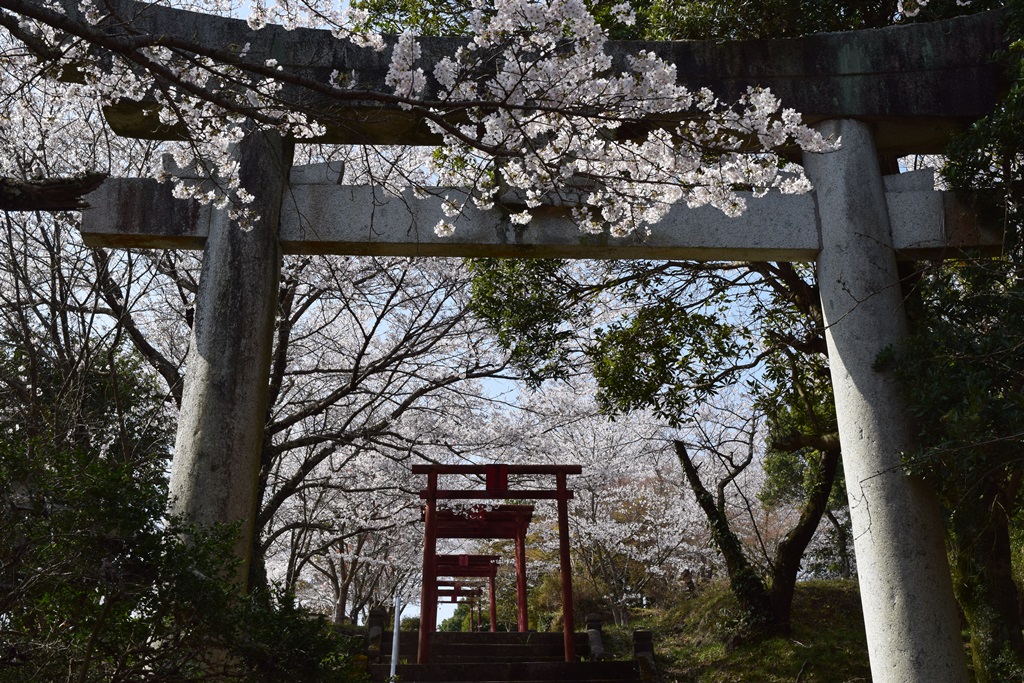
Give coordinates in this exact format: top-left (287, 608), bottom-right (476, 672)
top-left (602, 580), bottom-right (872, 683)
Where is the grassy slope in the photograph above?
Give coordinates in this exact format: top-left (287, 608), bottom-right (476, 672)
top-left (605, 580), bottom-right (872, 683)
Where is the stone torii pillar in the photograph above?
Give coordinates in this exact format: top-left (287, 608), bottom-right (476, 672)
top-left (805, 120), bottom-right (967, 680)
top-left (168, 128), bottom-right (293, 590)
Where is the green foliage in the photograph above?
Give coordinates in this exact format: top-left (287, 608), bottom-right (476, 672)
top-left (649, 0), bottom-right (1000, 42)
top-left (352, 0), bottom-right (651, 36)
top-left (468, 258), bottom-right (590, 385)
top-left (0, 336), bottom-right (368, 682)
top-left (351, 0), bottom-right (475, 34)
top-left (470, 257), bottom-right (761, 423)
top-left (225, 591), bottom-right (369, 683)
top-left (439, 602), bottom-right (474, 632)
top-left (352, 0), bottom-right (993, 40)
top-left (529, 569), bottom-right (570, 632)
top-left (649, 0), bottom-right (900, 39)
top-left (593, 303), bottom-right (747, 426)
top-left (885, 264), bottom-right (1024, 486)
top-left (759, 448), bottom-right (821, 510)
top-left (652, 579), bottom-right (870, 682)
top-left (758, 356), bottom-right (852, 578)
top-left (759, 358), bottom-right (837, 498)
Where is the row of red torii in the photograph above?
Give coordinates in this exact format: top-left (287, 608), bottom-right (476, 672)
top-left (413, 464), bottom-right (582, 663)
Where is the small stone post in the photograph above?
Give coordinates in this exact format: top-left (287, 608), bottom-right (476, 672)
top-left (585, 614), bottom-right (605, 661)
top-left (168, 127), bottom-right (292, 591)
top-left (804, 119), bottom-right (968, 682)
top-left (633, 630), bottom-right (656, 683)
top-left (367, 605), bottom-right (387, 663)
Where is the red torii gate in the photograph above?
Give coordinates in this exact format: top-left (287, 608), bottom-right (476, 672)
top-left (435, 554), bottom-right (500, 632)
top-left (430, 506), bottom-right (533, 631)
top-left (414, 464), bottom-right (582, 663)
top-left (435, 582), bottom-right (487, 631)
top-left (435, 582), bottom-right (484, 603)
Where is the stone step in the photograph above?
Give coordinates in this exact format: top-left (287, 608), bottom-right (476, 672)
top-left (430, 642), bottom-right (579, 659)
top-left (430, 657), bottom-right (568, 665)
top-left (369, 661), bottom-right (641, 683)
top-left (431, 631), bottom-right (576, 644)
top-left (374, 631), bottom-right (591, 664)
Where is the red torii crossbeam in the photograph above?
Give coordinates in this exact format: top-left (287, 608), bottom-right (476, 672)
top-left (435, 583), bottom-right (484, 601)
top-left (414, 464), bottom-right (582, 663)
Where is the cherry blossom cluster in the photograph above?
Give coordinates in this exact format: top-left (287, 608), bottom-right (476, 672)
top-left (393, 0), bottom-right (836, 238)
top-left (14, 0), bottom-right (836, 237)
top-left (896, 0), bottom-right (970, 18)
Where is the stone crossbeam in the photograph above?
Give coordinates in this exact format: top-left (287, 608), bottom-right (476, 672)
top-left (80, 167), bottom-right (997, 262)
top-left (61, 1), bottom-right (1004, 153)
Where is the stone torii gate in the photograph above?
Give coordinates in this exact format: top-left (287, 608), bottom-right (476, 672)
top-left (72, 3), bottom-right (1007, 681)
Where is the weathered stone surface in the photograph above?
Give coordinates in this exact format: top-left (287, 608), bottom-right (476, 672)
top-left (80, 175), bottom-right (999, 260)
top-left (167, 129), bottom-right (292, 589)
top-left (68, 0), bottom-right (1004, 153)
top-left (805, 119), bottom-right (968, 683)
top-left (0, 172), bottom-right (107, 211)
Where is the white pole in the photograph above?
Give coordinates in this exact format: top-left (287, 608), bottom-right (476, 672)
top-left (390, 595), bottom-right (403, 679)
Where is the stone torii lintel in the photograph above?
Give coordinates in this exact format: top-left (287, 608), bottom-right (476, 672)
top-left (60, 0), bottom-right (1005, 154)
top-left (79, 165), bottom-right (998, 262)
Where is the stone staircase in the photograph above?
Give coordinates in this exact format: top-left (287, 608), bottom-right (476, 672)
top-left (366, 630), bottom-right (653, 683)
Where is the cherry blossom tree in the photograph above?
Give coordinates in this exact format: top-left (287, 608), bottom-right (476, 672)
top-left (519, 386), bottom-right (706, 625)
top-left (0, 0), bottom-right (831, 236)
top-left (422, 382), bottom-right (713, 625)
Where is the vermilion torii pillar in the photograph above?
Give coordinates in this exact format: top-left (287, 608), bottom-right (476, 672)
top-left (414, 465), bottom-right (582, 664)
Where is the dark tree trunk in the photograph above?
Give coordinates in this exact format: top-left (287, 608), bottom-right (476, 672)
top-left (768, 447), bottom-right (840, 634)
top-left (825, 509), bottom-right (853, 579)
top-left (674, 440), bottom-right (775, 633)
top-left (949, 478), bottom-right (1024, 683)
